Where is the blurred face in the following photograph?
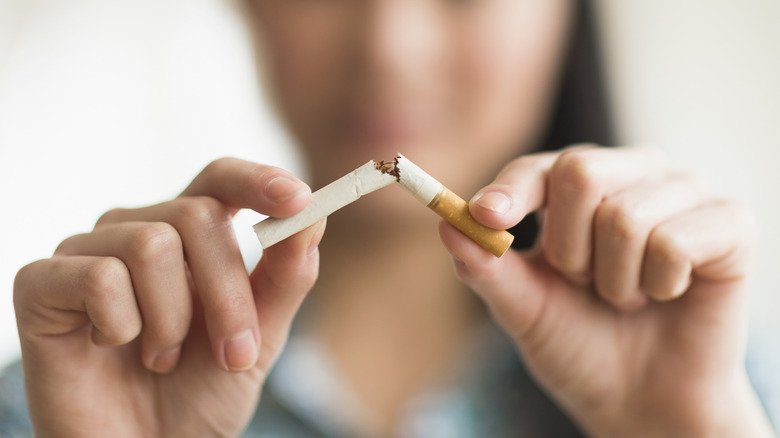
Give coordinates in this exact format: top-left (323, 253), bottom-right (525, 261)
top-left (251, 0), bottom-right (572, 197)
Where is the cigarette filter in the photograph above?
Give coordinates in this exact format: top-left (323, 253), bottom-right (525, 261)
top-left (253, 161), bottom-right (396, 248)
top-left (395, 154), bottom-right (514, 257)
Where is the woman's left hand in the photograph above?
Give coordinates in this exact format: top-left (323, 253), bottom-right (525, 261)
top-left (440, 146), bottom-right (775, 437)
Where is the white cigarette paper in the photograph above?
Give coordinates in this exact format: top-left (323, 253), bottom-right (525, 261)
top-left (253, 154), bottom-right (513, 257)
top-left (395, 154), bottom-right (514, 257)
top-left (394, 153), bottom-right (443, 205)
top-left (253, 161), bottom-right (396, 248)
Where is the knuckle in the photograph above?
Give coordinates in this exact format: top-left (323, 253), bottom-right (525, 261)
top-left (83, 259), bottom-right (139, 344)
top-left (213, 290), bottom-right (254, 320)
top-left (177, 196), bottom-right (231, 229)
top-left (96, 208), bottom-right (126, 227)
top-left (83, 257), bottom-right (131, 301)
top-left (13, 260), bottom-right (44, 310)
top-left (648, 227), bottom-right (688, 268)
top-left (550, 149), bottom-right (602, 195)
top-left (597, 199), bottom-right (646, 243)
top-left (127, 223), bottom-right (182, 266)
top-left (202, 157), bottom-right (236, 178)
top-left (54, 233), bottom-right (87, 255)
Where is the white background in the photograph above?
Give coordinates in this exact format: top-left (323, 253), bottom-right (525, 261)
top-left (1, 0), bottom-right (779, 368)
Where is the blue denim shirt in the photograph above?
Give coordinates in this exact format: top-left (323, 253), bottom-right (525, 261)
top-left (2, 323), bottom-right (778, 437)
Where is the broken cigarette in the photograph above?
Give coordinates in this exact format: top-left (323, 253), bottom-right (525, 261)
top-left (394, 154), bottom-right (514, 257)
top-left (253, 160), bottom-right (396, 248)
top-left (253, 155), bottom-right (514, 257)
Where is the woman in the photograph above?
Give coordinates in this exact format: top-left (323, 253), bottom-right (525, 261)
top-left (6, 0), bottom-right (777, 436)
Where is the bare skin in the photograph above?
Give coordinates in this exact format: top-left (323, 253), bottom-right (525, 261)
top-left (15, 159), bottom-right (325, 437)
top-left (442, 146), bottom-right (772, 436)
top-left (13, 0), bottom-right (777, 436)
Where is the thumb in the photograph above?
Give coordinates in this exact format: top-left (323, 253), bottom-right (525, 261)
top-left (439, 221), bottom-right (557, 341)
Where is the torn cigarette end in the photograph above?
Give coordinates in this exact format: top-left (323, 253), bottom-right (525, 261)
top-left (374, 158), bottom-right (400, 181)
top-left (253, 160), bottom-right (395, 249)
top-left (253, 155), bottom-right (514, 257)
top-left (395, 154), bottom-right (514, 257)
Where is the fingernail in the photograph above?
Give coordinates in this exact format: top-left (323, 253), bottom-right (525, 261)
top-left (265, 176), bottom-right (307, 203)
top-left (152, 346), bottom-right (181, 373)
top-left (224, 329), bottom-right (258, 371)
top-left (472, 191), bottom-right (511, 215)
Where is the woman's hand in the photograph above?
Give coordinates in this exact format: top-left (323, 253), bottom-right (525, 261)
top-left (440, 146), bottom-right (775, 437)
top-left (13, 158), bottom-right (325, 438)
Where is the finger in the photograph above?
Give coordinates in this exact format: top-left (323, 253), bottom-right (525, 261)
top-left (14, 256), bottom-right (142, 346)
top-left (55, 223), bottom-right (191, 373)
top-left (250, 219), bottom-right (326, 370)
top-left (96, 158), bottom-right (312, 227)
top-left (543, 146), bottom-right (668, 281)
top-left (438, 221), bottom-right (549, 341)
top-left (592, 174), bottom-right (710, 311)
top-left (642, 199), bottom-right (756, 301)
top-left (179, 157), bottom-right (311, 218)
top-left (469, 146), bottom-right (616, 229)
top-left (102, 198), bottom-right (260, 371)
top-left (468, 152), bottom-right (559, 230)
top-left (92, 158), bottom-right (313, 372)
top-left (469, 146), bottom-right (666, 282)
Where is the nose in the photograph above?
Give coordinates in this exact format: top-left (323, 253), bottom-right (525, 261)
top-left (357, 0), bottom-right (445, 86)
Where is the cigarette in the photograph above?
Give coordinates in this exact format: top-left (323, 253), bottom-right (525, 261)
top-left (395, 154), bottom-right (514, 257)
top-left (253, 155), bottom-right (514, 258)
top-left (253, 160), bottom-right (396, 248)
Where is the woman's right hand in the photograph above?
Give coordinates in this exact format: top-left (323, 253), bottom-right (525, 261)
top-left (13, 158), bottom-right (325, 438)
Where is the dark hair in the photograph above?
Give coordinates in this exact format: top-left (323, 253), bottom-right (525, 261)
top-left (510, 0), bottom-right (615, 249)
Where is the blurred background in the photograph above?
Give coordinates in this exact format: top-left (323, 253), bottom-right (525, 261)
top-left (0, 0), bottom-right (778, 368)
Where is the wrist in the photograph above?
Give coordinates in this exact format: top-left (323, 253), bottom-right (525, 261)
top-left (569, 374), bottom-right (775, 438)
